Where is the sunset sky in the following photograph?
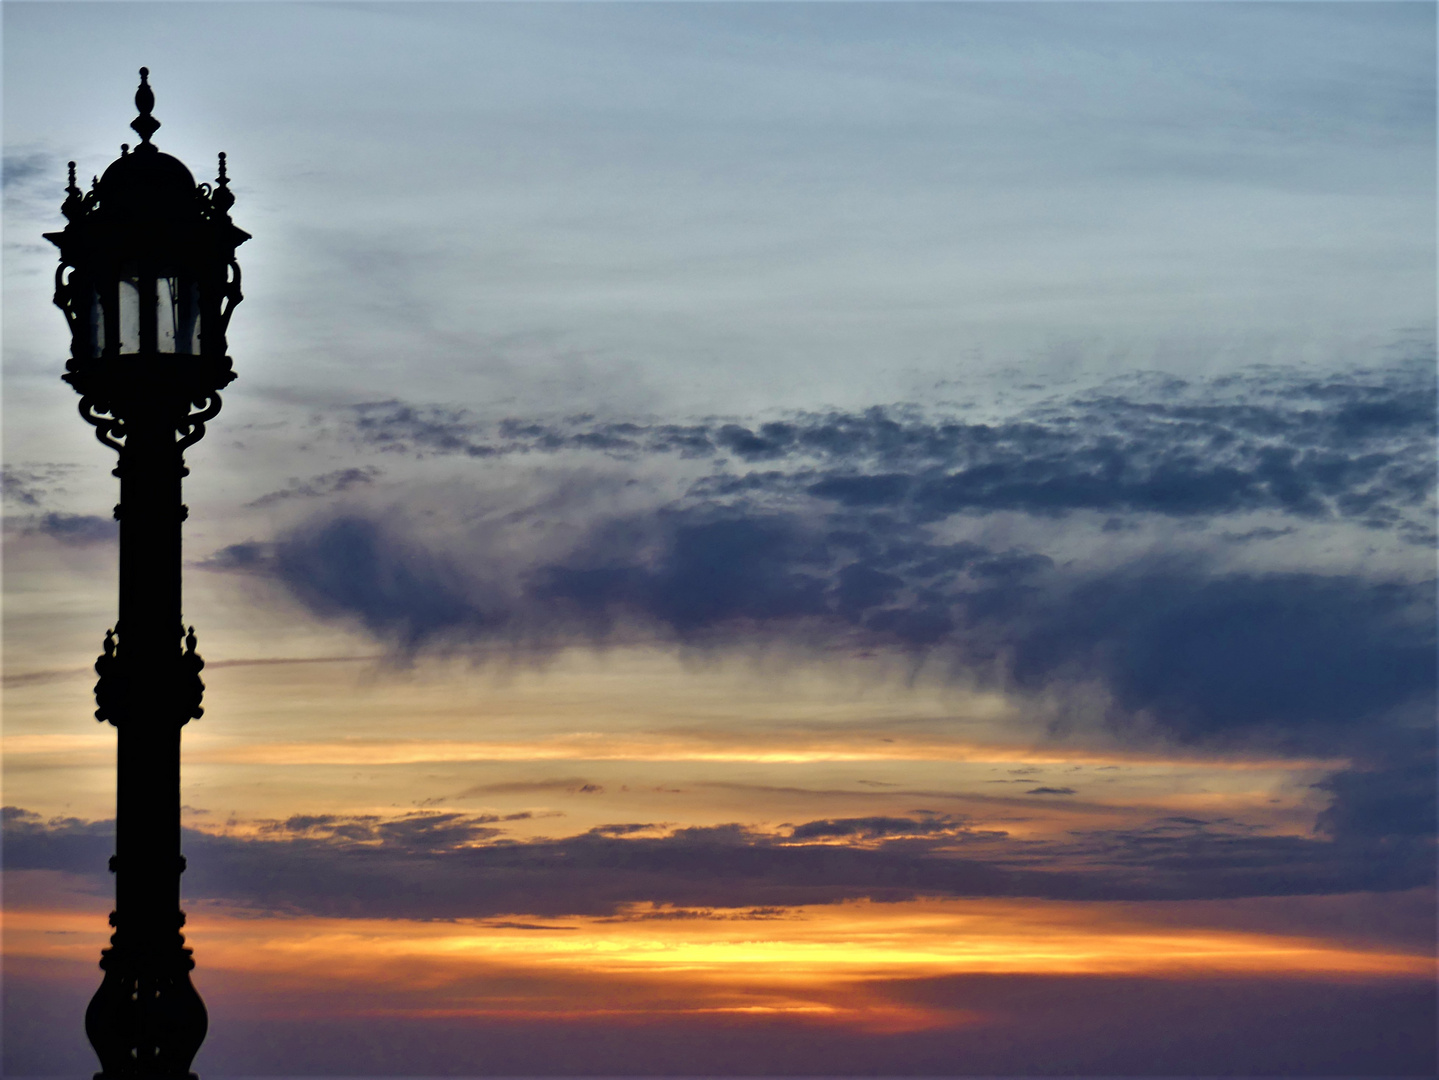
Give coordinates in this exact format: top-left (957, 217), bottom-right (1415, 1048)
top-left (3, 3), bottom-right (1436, 1075)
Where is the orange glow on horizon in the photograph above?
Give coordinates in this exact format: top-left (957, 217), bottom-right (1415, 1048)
top-left (6, 895), bottom-right (1430, 1034)
top-left (0, 730), bottom-right (1346, 772)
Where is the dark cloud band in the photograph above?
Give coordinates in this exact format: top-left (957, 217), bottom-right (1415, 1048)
top-left (341, 361), bottom-right (1435, 536)
top-left (6, 801), bottom-right (1431, 923)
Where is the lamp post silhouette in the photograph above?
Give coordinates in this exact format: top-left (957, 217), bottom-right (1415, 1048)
top-left (44, 68), bottom-right (248, 1078)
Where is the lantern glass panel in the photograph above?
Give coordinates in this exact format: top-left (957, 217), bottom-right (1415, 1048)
top-left (118, 278), bottom-right (142, 354)
top-left (85, 285), bottom-right (105, 359)
top-left (159, 275), bottom-right (201, 355)
top-left (157, 276), bottom-right (176, 352)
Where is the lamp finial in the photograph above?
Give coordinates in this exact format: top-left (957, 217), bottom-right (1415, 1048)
top-left (61, 161), bottom-right (82, 220)
top-left (130, 67), bottom-right (160, 147)
top-left (212, 152), bottom-right (235, 215)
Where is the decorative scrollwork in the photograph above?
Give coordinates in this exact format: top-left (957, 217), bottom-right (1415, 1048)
top-left (217, 258), bottom-right (244, 337)
top-left (93, 628), bottom-right (126, 726)
top-left (181, 625), bottom-right (206, 723)
top-left (53, 264), bottom-right (80, 337)
top-left (78, 395), bottom-right (126, 452)
top-left (176, 393), bottom-right (224, 451)
top-left (91, 626), bottom-right (206, 727)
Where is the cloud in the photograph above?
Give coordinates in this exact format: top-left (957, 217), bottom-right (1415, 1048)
top-left (2, 150), bottom-right (52, 191)
top-left (784, 813), bottom-right (972, 841)
top-left (260, 811), bottom-right (507, 850)
top-left (595, 904), bottom-right (792, 922)
top-left (1, 806), bottom-right (114, 875)
top-left (209, 509), bottom-right (1436, 852)
top-left (0, 463), bottom-right (76, 508)
top-left (197, 541), bottom-right (274, 571)
top-left (236, 504), bottom-right (1434, 753)
top-left (210, 454), bottom-right (1434, 859)
top-left (587, 823), bottom-right (657, 837)
top-left (455, 778), bottom-right (593, 797)
top-left (268, 517), bottom-right (501, 649)
top-left (6, 800), bottom-right (1431, 922)
top-left (337, 361), bottom-right (1435, 537)
top-left (247, 467), bottom-right (382, 508)
top-left (1220, 525), bottom-right (1298, 544)
top-left (996, 569), bottom-right (1435, 752)
top-left (1314, 733), bottom-right (1438, 844)
top-left (17, 511), bottom-right (118, 546)
top-left (210, 360), bottom-right (1435, 857)
top-left (530, 513), bottom-right (835, 638)
top-left (1, 149), bottom-right (65, 228)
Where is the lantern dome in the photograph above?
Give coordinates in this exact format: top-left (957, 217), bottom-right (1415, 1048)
top-left (97, 146), bottom-right (198, 217)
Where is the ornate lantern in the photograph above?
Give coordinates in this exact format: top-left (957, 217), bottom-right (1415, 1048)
top-left (47, 67), bottom-right (248, 450)
top-left (43, 68), bottom-right (248, 1079)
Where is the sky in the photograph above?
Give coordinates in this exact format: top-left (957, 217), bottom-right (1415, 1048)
top-left (2, 2), bottom-right (1436, 1076)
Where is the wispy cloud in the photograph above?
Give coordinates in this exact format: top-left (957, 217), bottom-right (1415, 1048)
top-left (336, 362), bottom-right (1435, 539)
top-left (247, 467), bottom-right (383, 509)
top-left (7, 795), bottom-right (1431, 923)
top-left (0, 463), bottom-right (76, 508)
top-left (8, 512), bottom-right (117, 546)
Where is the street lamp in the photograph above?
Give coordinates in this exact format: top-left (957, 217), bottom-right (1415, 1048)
top-left (44, 68), bottom-right (249, 1079)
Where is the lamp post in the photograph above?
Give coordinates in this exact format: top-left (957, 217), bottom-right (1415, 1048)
top-left (44, 68), bottom-right (249, 1079)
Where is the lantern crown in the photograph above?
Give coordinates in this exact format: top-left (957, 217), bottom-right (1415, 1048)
top-left (44, 66), bottom-right (248, 387)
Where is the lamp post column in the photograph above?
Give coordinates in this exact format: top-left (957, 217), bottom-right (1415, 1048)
top-left (45, 68), bottom-right (248, 1080)
top-left (87, 393), bottom-right (208, 1078)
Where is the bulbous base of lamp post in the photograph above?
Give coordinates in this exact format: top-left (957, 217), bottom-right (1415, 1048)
top-left (85, 934), bottom-right (207, 1080)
